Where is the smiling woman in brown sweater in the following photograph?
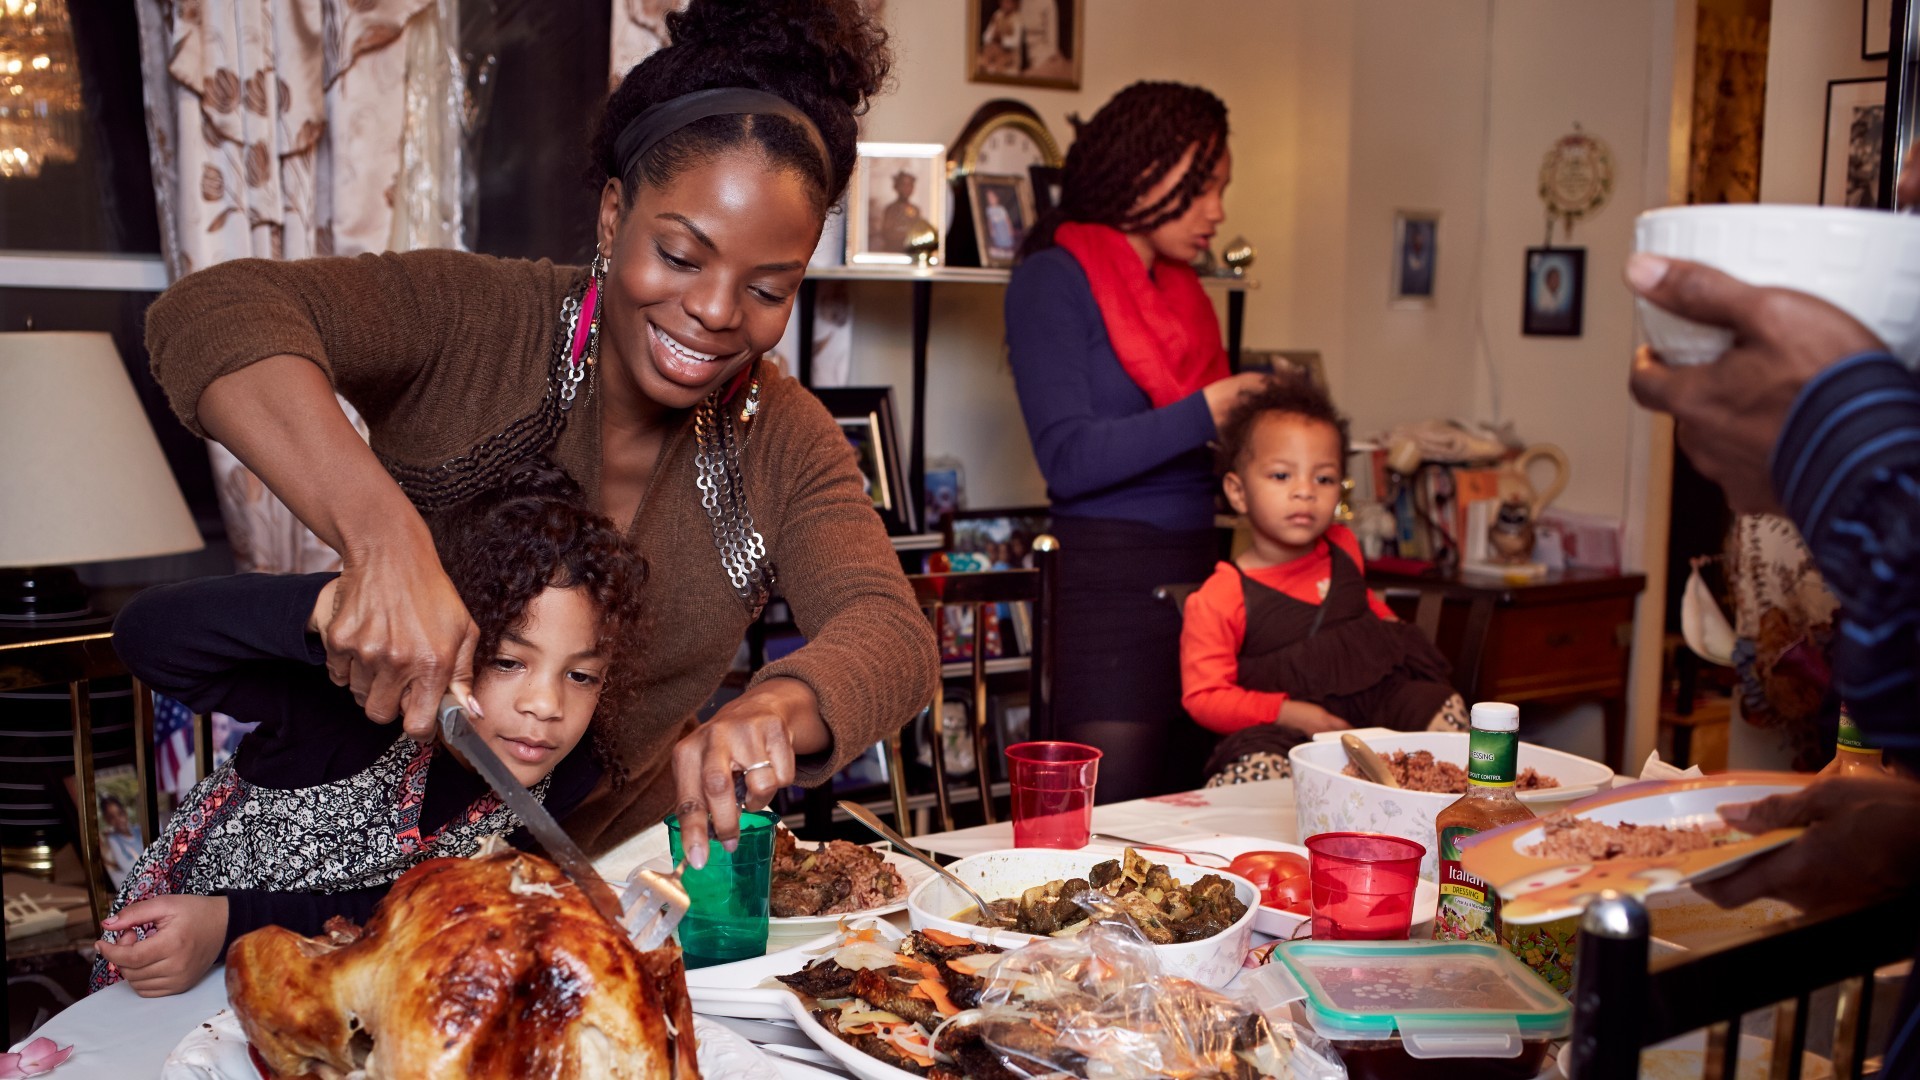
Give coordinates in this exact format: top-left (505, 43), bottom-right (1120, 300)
top-left (142, 0), bottom-right (937, 856)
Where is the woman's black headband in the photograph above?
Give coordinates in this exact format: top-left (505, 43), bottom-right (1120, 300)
top-left (612, 88), bottom-right (831, 184)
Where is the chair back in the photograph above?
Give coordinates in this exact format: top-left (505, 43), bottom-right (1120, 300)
top-left (890, 535), bottom-right (1059, 835)
top-left (1568, 890), bottom-right (1917, 1079)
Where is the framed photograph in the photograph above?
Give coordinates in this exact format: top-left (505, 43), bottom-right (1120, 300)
top-left (1822, 77), bottom-right (1888, 207)
top-left (846, 143), bottom-right (946, 266)
top-left (1866, 0), bottom-right (1893, 59)
top-left (1239, 349), bottom-right (1327, 390)
top-left (1390, 211), bottom-right (1439, 305)
top-left (813, 387), bottom-right (917, 533)
top-left (964, 173), bottom-right (1036, 268)
top-left (967, 0), bottom-right (1083, 90)
top-left (1029, 164), bottom-right (1065, 218)
top-left (63, 764), bottom-right (146, 891)
top-left (1521, 248), bottom-right (1586, 337)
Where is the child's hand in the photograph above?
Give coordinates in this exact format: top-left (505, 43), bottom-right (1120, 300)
top-left (96, 895), bottom-right (229, 997)
top-left (308, 577), bottom-right (340, 635)
top-left (1279, 701), bottom-right (1349, 734)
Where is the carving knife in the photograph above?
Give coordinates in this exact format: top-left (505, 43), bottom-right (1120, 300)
top-left (436, 692), bottom-right (631, 927)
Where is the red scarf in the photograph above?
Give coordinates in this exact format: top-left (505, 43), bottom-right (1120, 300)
top-left (1055, 222), bottom-right (1228, 408)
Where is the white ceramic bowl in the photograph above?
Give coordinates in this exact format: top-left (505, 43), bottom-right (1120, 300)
top-left (1634, 204), bottom-right (1920, 366)
top-left (905, 847), bottom-right (1259, 988)
top-left (1288, 730), bottom-right (1614, 881)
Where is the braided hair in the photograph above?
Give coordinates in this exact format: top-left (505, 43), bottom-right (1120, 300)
top-left (590, 0), bottom-right (892, 214)
top-left (1021, 81), bottom-right (1229, 258)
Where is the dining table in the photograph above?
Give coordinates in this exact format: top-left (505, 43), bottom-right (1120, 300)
top-left (13, 779), bottom-right (1310, 1078)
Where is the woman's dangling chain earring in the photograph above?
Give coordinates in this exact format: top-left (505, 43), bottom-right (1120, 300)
top-left (559, 250), bottom-right (608, 411)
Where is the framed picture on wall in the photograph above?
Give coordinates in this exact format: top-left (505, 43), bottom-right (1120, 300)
top-left (812, 387), bottom-right (917, 534)
top-left (846, 143), bottom-right (946, 266)
top-left (1390, 210), bottom-right (1439, 306)
top-left (1822, 77), bottom-right (1888, 207)
top-left (965, 173), bottom-right (1036, 268)
top-left (1521, 247), bottom-right (1586, 337)
top-left (967, 0), bottom-right (1083, 90)
top-left (1866, 0), bottom-right (1893, 60)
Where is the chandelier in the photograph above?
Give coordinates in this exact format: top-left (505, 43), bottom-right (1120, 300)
top-left (0, 0), bottom-right (81, 180)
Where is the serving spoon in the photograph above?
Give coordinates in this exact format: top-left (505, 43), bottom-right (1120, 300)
top-left (1340, 732), bottom-right (1402, 789)
top-left (837, 800), bottom-right (1014, 928)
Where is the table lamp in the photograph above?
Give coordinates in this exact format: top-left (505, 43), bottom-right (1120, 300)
top-left (0, 331), bottom-right (204, 621)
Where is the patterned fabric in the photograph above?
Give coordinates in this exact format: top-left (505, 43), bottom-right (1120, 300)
top-left (1770, 352), bottom-right (1920, 763)
top-left (90, 736), bottom-right (543, 990)
top-left (131, 0), bottom-right (461, 576)
top-left (1726, 515), bottom-right (1838, 769)
top-left (1204, 693), bottom-right (1467, 787)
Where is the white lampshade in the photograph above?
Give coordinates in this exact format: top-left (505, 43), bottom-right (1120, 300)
top-left (0, 331), bottom-right (204, 567)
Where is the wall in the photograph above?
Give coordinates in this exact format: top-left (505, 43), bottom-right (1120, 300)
top-left (1760, 0), bottom-right (1886, 204)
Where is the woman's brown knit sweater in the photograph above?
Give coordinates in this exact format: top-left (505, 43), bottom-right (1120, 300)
top-left (145, 248), bottom-right (940, 851)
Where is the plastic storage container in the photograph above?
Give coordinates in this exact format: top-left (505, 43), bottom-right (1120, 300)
top-left (1259, 939), bottom-right (1572, 1080)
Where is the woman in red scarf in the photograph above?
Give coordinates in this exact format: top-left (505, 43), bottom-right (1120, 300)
top-left (1005, 82), bottom-right (1267, 800)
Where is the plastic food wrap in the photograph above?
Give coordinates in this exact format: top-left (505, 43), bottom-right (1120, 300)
top-left (931, 924), bottom-right (1295, 1079)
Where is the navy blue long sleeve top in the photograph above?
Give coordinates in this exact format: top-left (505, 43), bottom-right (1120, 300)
top-left (1004, 247), bottom-right (1222, 530)
top-left (111, 573), bottom-right (601, 946)
top-left (1771, 350), bottom-right (1920, 768)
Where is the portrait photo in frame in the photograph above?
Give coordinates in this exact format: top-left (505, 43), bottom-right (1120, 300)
top-left (812, 387), bottom-right (917, 534)
top-left (1521, 247), bottom-right (1586, 337)
top-left (1390, 210), bottom-right (1439, 305)
top-left (967, 0), bottom-right (1083, 90)
top-left (846, 143), bottom-right (946, 266)
top-left (965, 172), bottom-right (1037, 268)
top-left (1866, 0), bottom-right (1893, 60)
top-left (1822, 77), bottom-right (1888, 207)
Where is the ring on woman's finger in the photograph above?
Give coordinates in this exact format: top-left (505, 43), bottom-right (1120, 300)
top-left (739, 760), bottom-right (776, 774)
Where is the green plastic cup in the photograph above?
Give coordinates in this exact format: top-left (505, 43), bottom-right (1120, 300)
top-left (666, 809), bottom-right (775, 968)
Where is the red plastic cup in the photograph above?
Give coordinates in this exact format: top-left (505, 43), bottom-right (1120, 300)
top-left (1005, 741), bottom-right (1101, 848)
top-left (1305, 831), bottom-right (1426, 941)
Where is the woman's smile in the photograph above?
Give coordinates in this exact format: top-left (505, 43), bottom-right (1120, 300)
top-left (647, 321), bottom-right (734, 388)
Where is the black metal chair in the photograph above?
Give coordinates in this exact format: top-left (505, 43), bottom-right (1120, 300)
top-left (884, 535), bottom-right (1059, 836)
top-left (1569, 890), bottom-right (1917, 1079)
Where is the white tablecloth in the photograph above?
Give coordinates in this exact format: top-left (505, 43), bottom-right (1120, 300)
top-left (19, 781), bottom-right (1298, 1077)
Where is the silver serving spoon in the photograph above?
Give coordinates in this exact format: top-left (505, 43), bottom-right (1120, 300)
top-left (837, 800), bottom-right (1012, 928)
top-left (1341, 733), bottom-right (1402, 789)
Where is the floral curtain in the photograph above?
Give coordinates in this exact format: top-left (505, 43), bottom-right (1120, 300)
top-left (133, 0), bottom-right (465, 574)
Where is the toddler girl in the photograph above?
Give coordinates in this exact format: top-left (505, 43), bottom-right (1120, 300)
top-left (92, 460), bottom-right (645, 996)
top-left (1180, 377), bottom-right (1465, 785)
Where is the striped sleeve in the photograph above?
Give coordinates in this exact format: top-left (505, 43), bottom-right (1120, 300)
top-left (1771, 351), bottom-right (1920, 763)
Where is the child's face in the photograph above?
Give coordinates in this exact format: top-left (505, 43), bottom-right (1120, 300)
top-left (1223, 413), bottom-right (1344, 560)
top-left (466, 585), bottom-right (608, 787)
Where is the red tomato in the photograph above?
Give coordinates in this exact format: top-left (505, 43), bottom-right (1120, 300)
top-left (1229, 851), bottom-right (1311, 915)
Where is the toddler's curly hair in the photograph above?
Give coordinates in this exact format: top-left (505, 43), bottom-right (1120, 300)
top-left (1215, 373), bottom-right (1351, 475)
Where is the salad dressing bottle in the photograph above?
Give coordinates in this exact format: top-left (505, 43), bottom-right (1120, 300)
top-left (1433, 702), bottom-right (1532, 945)
top-left (1820, 708), bottom-right (1890, 778)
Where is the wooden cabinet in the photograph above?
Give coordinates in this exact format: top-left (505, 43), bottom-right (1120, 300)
top-left (1368, 568), bottom-right (1646, 771)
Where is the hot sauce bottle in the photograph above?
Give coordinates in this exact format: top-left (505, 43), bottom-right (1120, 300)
top-left (1433, 702), bottom-right (1532, 945)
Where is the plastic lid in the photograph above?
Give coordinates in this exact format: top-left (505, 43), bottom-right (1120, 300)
top-left (1268, 940), bottom-right (1571, 1049)
top-left (1470, 702), bottom-right (1520, 732)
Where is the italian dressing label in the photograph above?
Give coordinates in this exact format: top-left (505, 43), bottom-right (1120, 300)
top-left (1434, 825), bottom-right (1499, 943)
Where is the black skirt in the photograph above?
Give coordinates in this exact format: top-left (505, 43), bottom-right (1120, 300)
top-left (1048, 515), bottom-right (1220, 802)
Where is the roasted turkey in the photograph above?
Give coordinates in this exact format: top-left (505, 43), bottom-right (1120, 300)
top-left (227, 850), bottom-right (700, 1080)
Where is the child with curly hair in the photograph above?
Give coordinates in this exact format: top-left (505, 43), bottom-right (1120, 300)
top-left (92, 461), bottom-right (645, 996)
top-left (1181, 376), bottom-right (1465, 786)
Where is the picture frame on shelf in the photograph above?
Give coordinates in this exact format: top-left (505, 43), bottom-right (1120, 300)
top-left (967, 0), bottom-right (1083, 90)
top-left (1390, 210), bottom-right (1439, 306)
top-left (813, 387), bottom-right (917, 534)
top-left (1866, 0), bottom-right (1893, 60)
top-left (1521, 247), bottom-right (1586, 337)
top-left (847, 143), bottom-right (946, 266)
top-left (1821, 77), bottom-right (1887, 207)
top-left (964, 172), bottom-right (1037, 268)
